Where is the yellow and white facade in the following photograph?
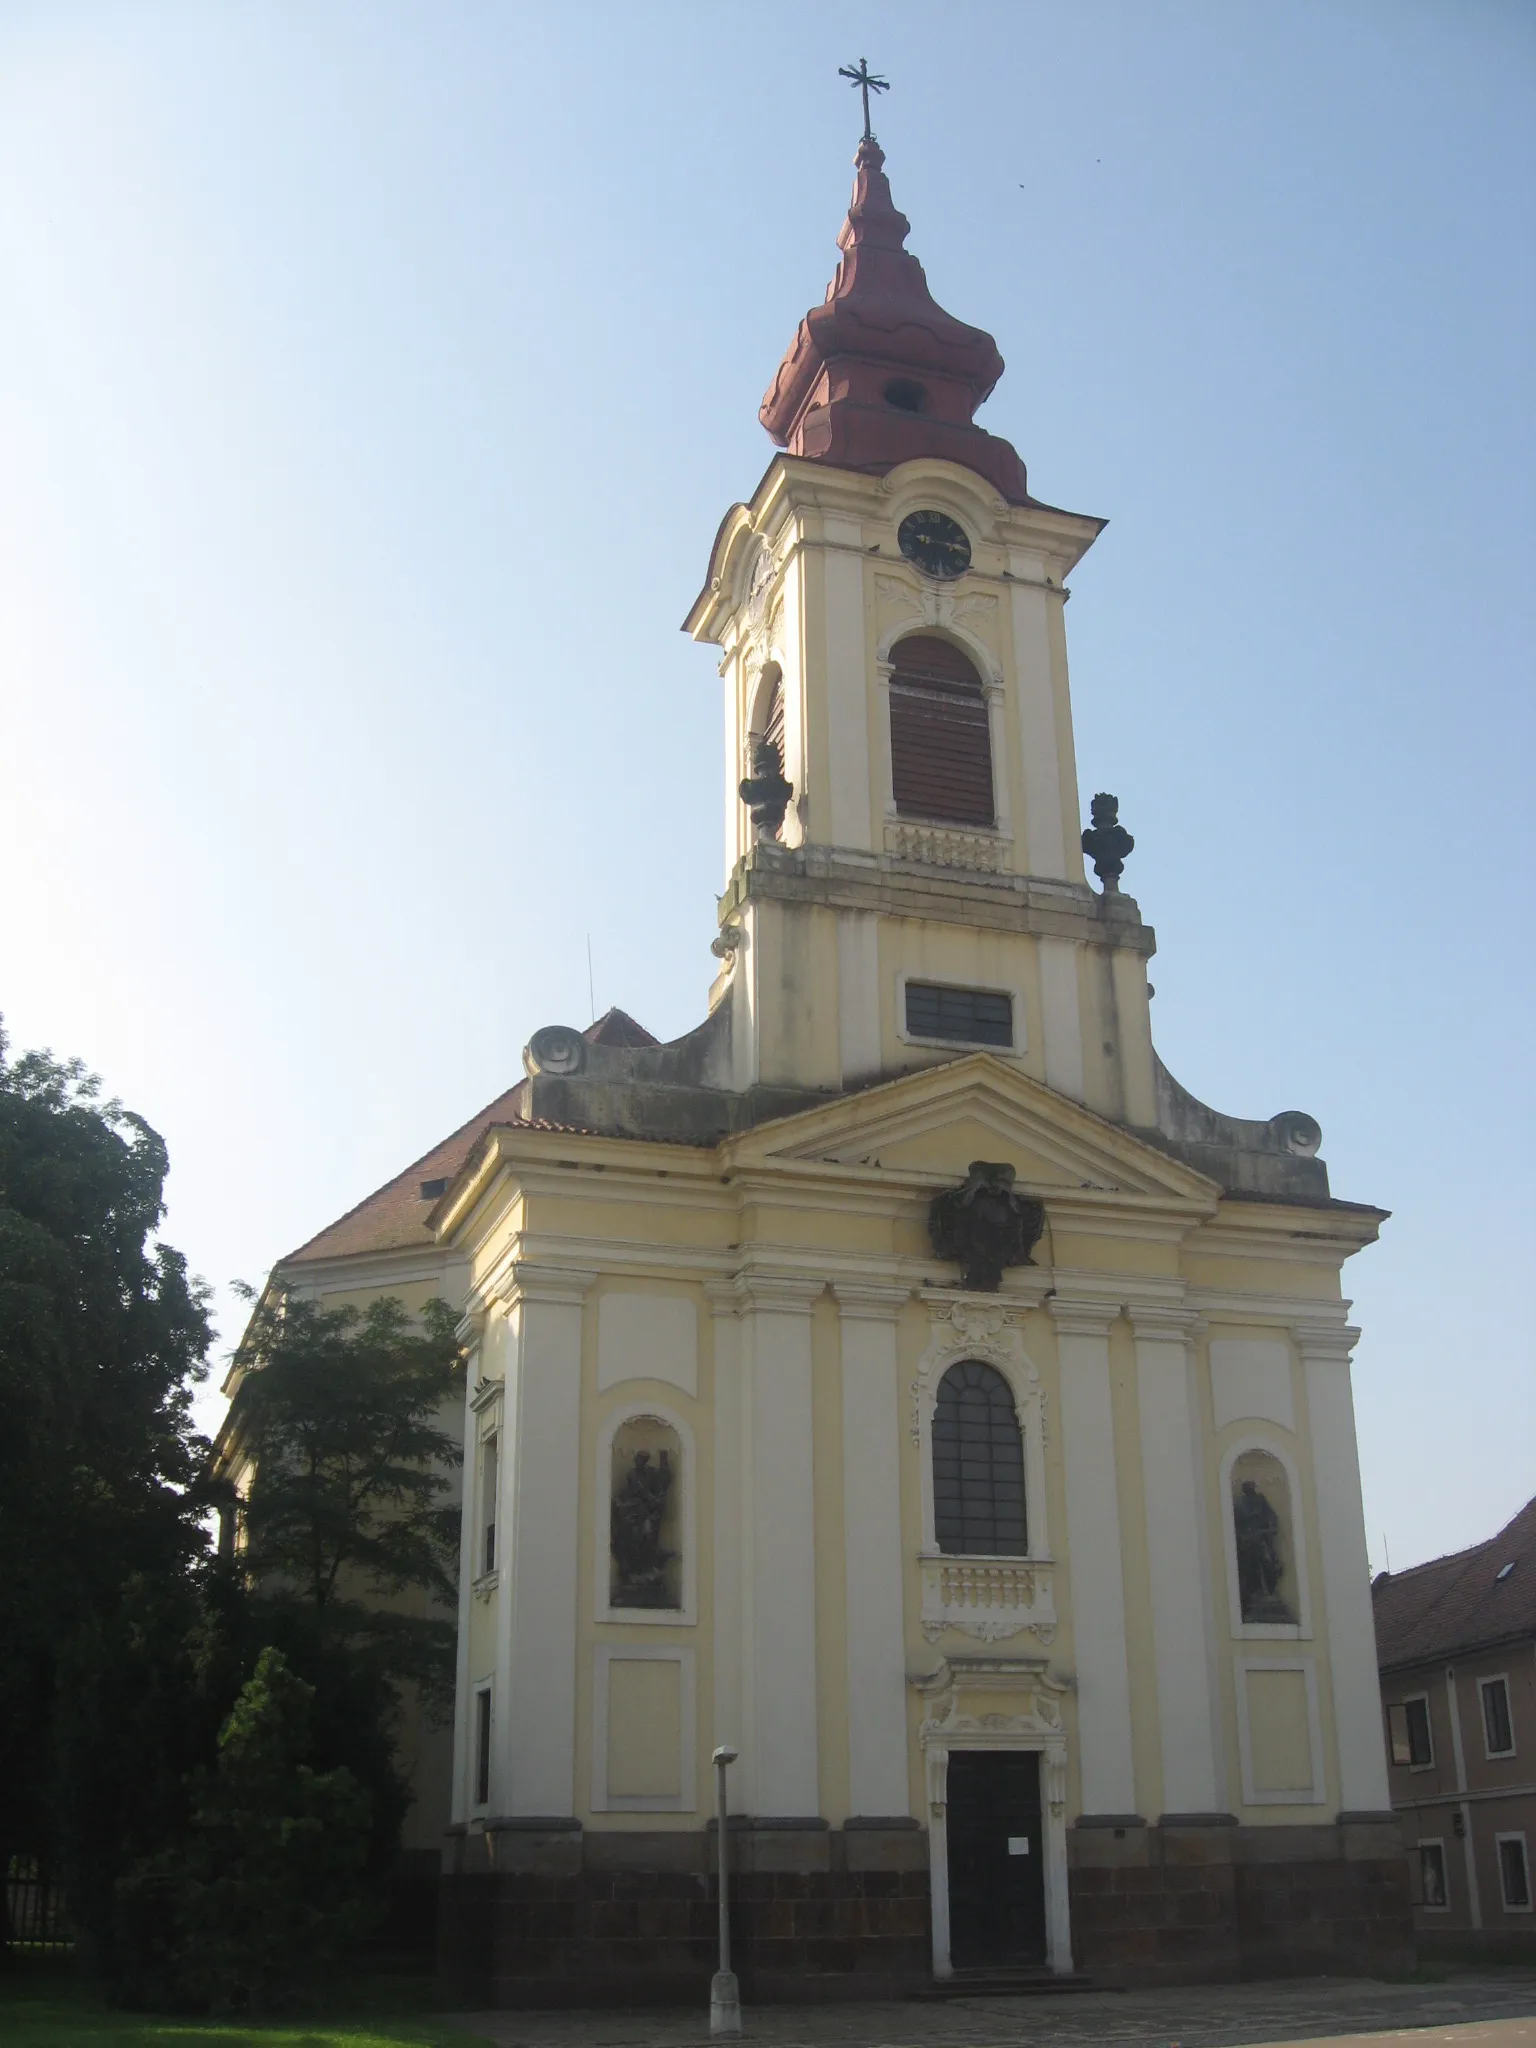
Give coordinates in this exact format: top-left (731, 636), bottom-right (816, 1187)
top-left (265, 134), bottom-right (1413, 1997)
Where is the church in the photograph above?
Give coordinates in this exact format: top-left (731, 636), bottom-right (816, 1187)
top-left (262, 114), bottom-right (1411, 2000)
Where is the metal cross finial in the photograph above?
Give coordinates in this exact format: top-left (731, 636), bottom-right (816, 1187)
top-left (838, 57), bottom-right (889, 143)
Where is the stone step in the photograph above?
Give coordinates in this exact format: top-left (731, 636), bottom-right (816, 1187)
top-left (908, 1968), bottom-right (1107, 2000)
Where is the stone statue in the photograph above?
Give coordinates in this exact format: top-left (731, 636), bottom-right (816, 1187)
top-left (738, 738), bottom-right (794, 841)
top-left (1081, 792), bottom-right (1134, 891)
top-left (929, 1161), bottom-right (1046, 1293)
top-left (1234, 1478), bottom-right (1293, 1622)
top-left (610, 1448), bottom-right (678, 1608)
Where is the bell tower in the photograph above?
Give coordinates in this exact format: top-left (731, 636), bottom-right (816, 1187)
top-left (685, 135), bottom-right (1158, 1129)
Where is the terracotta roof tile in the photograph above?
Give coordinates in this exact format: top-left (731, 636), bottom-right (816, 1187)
top-left (1373, 1494), bottom-right (1536, 1669)
top-left (282, 1084), bottom-right (586, 1266)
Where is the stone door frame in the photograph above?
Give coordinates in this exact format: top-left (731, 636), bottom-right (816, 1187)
top-left (914, 1657), bottom-right (1072, 1977)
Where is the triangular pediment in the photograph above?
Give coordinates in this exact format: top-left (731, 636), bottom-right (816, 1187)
top-left (725, 1055), bottom-right (1217, 1203)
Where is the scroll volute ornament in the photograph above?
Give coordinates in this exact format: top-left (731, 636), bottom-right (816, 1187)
top-left (929, 1161), bottom-right (1045, 1292)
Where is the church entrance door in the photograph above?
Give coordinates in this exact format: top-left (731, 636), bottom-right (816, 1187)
top-left (945, 1750), bottom-right (1046, 1969)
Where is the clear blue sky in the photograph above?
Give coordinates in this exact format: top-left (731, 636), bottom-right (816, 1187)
top-left (1, 2), bottom-right (1531, 1572)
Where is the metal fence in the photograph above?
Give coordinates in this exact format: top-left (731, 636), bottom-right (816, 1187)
top-left (6, 1856), bottom-right (71, 1948)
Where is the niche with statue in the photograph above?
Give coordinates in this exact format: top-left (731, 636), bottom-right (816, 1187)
top-left (609, 1415), bottom-right (683, 1611)
top-left (1231, 1449), bottom-right (1298, 1625)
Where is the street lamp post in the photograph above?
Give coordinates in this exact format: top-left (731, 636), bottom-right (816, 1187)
top-left (710, 1745), bottom-right (741, 2038)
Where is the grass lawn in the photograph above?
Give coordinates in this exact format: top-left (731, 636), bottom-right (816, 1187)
top-left (0, 1961), bottom-right (493, 2048)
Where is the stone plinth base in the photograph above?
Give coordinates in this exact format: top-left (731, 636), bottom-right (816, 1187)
top-left (439, 1821), bottom-right (930, 2008)
top-left (1068, 1816), bottom-right (1414, 1984)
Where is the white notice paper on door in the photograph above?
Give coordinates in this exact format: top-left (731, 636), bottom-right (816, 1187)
top-left (1007, 1836), bottom-right (1030, 1855)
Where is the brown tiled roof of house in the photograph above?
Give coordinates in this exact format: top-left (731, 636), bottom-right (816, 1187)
top-left (1373, 1494), bottom-right (1536, 1670)
top-left (281, 1082), bottom-right (580, 1266)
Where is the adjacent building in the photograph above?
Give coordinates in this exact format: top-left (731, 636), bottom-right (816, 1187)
top-left (1375, 1496), bottom-right (1536, 1959)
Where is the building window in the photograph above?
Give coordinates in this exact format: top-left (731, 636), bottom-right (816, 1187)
top-left (932, 1360), bottom-right (1027, 1557)
top-left (473, 1686), bottom-right (492, 1809)
top-left (480, 1432), bottom-right (498, 1577)
top-left (888, 634), bottom-right (994, 827)
top-left (1387, 1695), bottom-right (1434, 1769)
top-left (905, 980), bottom-right (1013, 1048)
top-left (1497, 1834), bottom-right (1531, 1911)
top-left (609, 1415), bottom-right (683, 1611)
top-left (1480, 1676), bottom-right (1515, 1758)
top-left (1230, 1449), bottom-right (1298, 1625)
top-left (1418, 1840), bottom-right (1449, 1910)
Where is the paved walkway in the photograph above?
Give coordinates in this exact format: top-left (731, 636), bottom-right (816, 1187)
top-left (459, 1971), bottom-right (1536, 2048)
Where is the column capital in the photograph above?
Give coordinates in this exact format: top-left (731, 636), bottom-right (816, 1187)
top-left (1049, 1295), bottom-right (1119, 1339)
top-left (1128, 1304), bottom-right (1204, 1344)
top-left (731, 1269), bottom-right (827, 1313)
top-left (493, 1261), bottom-right (597, 1309)
top-left (833, 1281), bottom-right (911, 1321)
top-left (1291, 1321), bottom-right (1360, 1365)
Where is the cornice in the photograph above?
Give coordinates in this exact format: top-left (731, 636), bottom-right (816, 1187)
top-left (833, 1281), bottom-right (914, 1320)
top-left (730, 1269), bottom-right (828, 1312)
top-left (1291, 1321), bottom-right (1361, 1365)
top-left (488, 1259), bottom-right (597, 1310)
top-left (1189, 1290), bottom-right (1353, 1328)
top-left (1048, 1296), bottom-right (1122, 1339)
top-left (1127, 1305), bottom-right (1205, 1343)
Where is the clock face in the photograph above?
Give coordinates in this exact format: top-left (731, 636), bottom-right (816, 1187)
top-left (898, 509), bottom-right (971, 579)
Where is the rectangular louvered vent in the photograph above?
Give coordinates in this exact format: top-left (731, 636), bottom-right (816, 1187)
top-left (905, 981), bottom-right (1013, 1048)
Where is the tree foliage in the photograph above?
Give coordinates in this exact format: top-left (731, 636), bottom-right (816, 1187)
top-left (117, 1647), bottom-right (371, 2013)
top-left (231, 1291), bottom-right (464, 1708)
top-left (0, 1027), bottom-right (213, 1917)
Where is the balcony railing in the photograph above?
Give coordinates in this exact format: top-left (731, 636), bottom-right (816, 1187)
top-left (919, 1552), bottom-right (1056, 1646)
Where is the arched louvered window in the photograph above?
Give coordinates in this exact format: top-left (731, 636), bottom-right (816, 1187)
top-left (889, 635), bottom-right (994, 827)
top-left (932, 1360), bottom-right (1027, 1556)
top-left (762, 672), bottom-right (785, 765)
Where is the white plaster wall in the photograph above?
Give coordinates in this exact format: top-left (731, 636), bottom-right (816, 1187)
top-left (837, 909), bottom-right (882, 1086)
top-left (1302, 1332), bottom-right (1392, 1812)
top-left (1037, 938), bottom-right (1085, 1103)
top-left (1135, 1320), bottom-right (1222, 1814)
top-left (837, 1291), bottom-right (911, 1816)
top-left (1009, 578), bottom-right (1069, 879)
top-left (709, 1292), bottom-right (744, 1776)
top-left (1210, 1338), bottom-right (1295, 1434)
top-left (1055, 1311), bottom-right (1137, 1814)
top-left (502, 1280), bottom-right (588, 1816)
top-left (742, 1286), bottom-right (820, 1815)
top-left (597, 1291), bottom-right (698, 1395)
top-left (823, 518), bottom-right (873, 850)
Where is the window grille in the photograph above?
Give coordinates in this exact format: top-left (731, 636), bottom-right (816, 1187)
top-left (905, 980), bottom-right (1013, 1048)
top-left (932, 1360), bottom-right (1027, 1557)
top-left (889, 635), bottom-right (994, 827)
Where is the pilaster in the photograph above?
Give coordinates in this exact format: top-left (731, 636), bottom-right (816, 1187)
top-left (495, 1264), bottom-right (594, 1820)
top-left (736, 1271), bottom-right (825, 1817)
top-left (1295, 1321), bottom-right (1392, 1815)
top-left (1130, 1305), bottom-right (1223, 1818)
top-left (834, 1283), bottom-right (913, 1817)
top-left (1051, 1297), bottom-right (1136, 1817)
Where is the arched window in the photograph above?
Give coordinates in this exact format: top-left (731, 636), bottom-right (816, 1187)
top-left (932, 1360), bottom-right (1027, 1556)
top-left (889, 635), bottom-right (994, 828)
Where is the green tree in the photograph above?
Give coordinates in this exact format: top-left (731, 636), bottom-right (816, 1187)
top-left (0, 1029), bottom-right (213, 1948)
top-left (119, 1647), bottom-right (371, 2013)
top-left (225, 1291), bottom-right (465, 1854)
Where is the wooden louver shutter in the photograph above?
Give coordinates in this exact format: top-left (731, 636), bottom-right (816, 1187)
top-left (889, 635), bottom-right (994, 827)
top-left (763, 675), bottom-right (786, 764)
